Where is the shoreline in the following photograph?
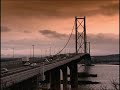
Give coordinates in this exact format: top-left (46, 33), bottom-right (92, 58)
top-left (79, 63), bottom-right (119, 66)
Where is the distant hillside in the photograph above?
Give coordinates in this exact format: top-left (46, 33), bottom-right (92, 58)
top-left (91, 54), bottom-right (119, 64)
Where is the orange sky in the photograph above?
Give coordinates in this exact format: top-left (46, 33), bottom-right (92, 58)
top-left (1, 0), bottom-right (119, 57)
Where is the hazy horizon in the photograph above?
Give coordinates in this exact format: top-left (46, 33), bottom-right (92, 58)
top-left (1, 0), bottom-right (119, 57)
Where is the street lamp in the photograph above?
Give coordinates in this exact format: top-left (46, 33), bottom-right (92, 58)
top-left (88, 42), bottom-right (90, 54)
top-left (50, 46), bottom-right (51, 56)
top-left (13, 48), bottom-right (14, 58)
top-left (49, 42), bottom-right (52, 56)
top-left (42, 62), bottom-right (45, 81)
top-left (32, 45), bottom-right (35, 61)
top-left (30, 48), bottom-right (31, 58)
top-left (41, 49), bottom-right (42, 58)
top-left (86, 42), bottom-right (90, 54)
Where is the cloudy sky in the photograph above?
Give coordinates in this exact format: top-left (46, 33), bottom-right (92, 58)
top-left (1, 0), bottom-right (119, 57)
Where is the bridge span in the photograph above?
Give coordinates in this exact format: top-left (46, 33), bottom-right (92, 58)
top-left (1, 16), bottom-right (92, 90)
top-left (1, 53), bottom-right (91, 90)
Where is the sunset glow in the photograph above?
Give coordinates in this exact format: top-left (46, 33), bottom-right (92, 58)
top-left (1, 0), bottom-right (119, 57)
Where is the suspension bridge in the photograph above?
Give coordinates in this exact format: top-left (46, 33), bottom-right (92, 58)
top-left (1, 16), bottom-right (92, 90)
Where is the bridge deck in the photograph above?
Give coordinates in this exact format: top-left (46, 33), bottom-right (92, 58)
top-left (1, 54), bottom-right (86, 89)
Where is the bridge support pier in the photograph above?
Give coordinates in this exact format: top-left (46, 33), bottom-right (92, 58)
top-left (69, 62), bottom-right (78, 90)
top-left (50, 68), bottom-right (60, 90)
top-left (7, 76), bottom-right (38, 90)
top-left (45, 71), bottom-right (51, 84)
top-left (84, 54), bottom-right (92, 66)
top-left (61, 65), bottom-right (68, 90)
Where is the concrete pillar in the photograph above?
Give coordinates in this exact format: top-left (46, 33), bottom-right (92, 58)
top-left (84, 54), bottom-right (91, 66)
top-left (50, 68), bottom-right (60, 90)
top-left (45, 71), bottom-right (51, 83)
top-left (8, 76), bottom-right (38, 90)
top-left (68, 62), bottom-right (78, 90)
top-left (61, 65), bottom-right (68, 90)
top-left (31, 76), bottom-right (38, 90)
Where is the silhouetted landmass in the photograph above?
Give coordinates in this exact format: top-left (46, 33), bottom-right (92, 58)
top-left (91, 54), bottom-right (119, 65)
top-left (1, 54), bottom-right (119, 69)
top-left (67, 73), bottom-right (97, 77)
top-left (60, 80), bottom-right (100, 85)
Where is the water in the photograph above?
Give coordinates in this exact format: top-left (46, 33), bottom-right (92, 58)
top-left (77, 64), bottom-right (119, 90)
top-left (39, 64), bottom-right (119, 90)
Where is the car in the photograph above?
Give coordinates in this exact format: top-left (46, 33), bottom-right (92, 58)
top-left (44, 58), bottom-right (50, 63)
top-left (63, 57), bottom-right (66, 59)
top-left (66, 53), bottom-right (70, 57)
top-left (49, 59), bottom-right (53, 61)
top-left (30, 63), bottom-right (37, 67)
top-left (24, 62), bottom-right (30, 66)
top-left (56, 58), bottom-right (60, 61)
top-left (1, 68), bottom-right (8, 73)
top-left (22, 57), bottom-right (29, 62)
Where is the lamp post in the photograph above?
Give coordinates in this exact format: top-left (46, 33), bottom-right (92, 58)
top-left (88, 42), bottom-right (90, 54)
top-left (13, 48), bottom-right (14, 58)
top-left (30, 48), bottom-right (31, 58)
top-left (32, 45), bottom-right (35, 61)
top-left (50, 46), bottom-right (51, 56)
top-left (42, 62), bottom-right (45, 80)
top-left (49, 42), bottom-right (52, 56)
top-left (86, 42), bottom-right (90, 54)
top-left (41, 49), bottom-right (42, 58)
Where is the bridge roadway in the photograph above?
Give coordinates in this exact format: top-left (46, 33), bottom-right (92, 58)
top-left (1, 53), bottom-right (89, 89)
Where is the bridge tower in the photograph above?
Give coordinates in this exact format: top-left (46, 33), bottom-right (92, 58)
top-left (75, 16), bottom-right (87, 54)
top-left (75, 16), bottom-right (92, 65)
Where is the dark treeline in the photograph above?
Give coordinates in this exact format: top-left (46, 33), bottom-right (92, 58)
top-left (91, 54), bottom-right (119, 64)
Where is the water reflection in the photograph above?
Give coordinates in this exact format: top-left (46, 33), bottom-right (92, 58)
top-left (78, 65), bottom-right (95, 90)
top-left (78, 64), bottom-right (119, 90)
top-left (38, 64), bottom-right (119, 90)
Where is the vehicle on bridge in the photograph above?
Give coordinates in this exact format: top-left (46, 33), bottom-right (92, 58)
top-left (22, 57), bottom-right (29, 62)
top-left (44, 58), bottom-right (50, 63)
top-left (1, 68), bottom-right (8, 73)
top-left (24, 62), bottom-right (31, 66)
top-left (30, 63), bottom-right (37, 67)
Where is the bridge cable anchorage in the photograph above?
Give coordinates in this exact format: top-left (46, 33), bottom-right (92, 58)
top-left (55, 24), bottom-right (75, 55)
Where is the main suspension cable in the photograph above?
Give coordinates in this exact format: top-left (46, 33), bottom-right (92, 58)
top-left (55, 24), bottom-right (75, 55)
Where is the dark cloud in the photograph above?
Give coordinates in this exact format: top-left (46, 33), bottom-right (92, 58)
top-left (40, 31), bottom-right (119, 54)
top-left (1, 26), bottom-right (32, 33)
top-left (39, 30), bottom-right (67, 38)
top-left (1, 26), bottom-right (11, 32)
top-left (39, 30), bottom-right (119, 46)
top-left (23, 30), bottom-right (31, 33)
top-left (86, 33), bottom-right (119, 55)
top-left (87, 33), bottom-right (119, 44)
top-left (1, 32), bottom-right (119, 55)
top-left (1, 38), bottom-right (50, 50)
top-left (98, 2), bottom-right (119, 16)
top-left (2, 0), bottom-right (119, 19)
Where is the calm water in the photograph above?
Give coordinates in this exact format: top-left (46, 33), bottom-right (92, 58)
top-left (77, 64), bottom-right (119, 90)
top-left (60, 64), bottom-right (119, 90)
top-left (39, 64), bottom-right (119, 90)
